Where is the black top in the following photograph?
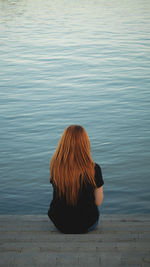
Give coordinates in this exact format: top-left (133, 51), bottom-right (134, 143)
top-left (48, 163), bottom-right (104, 234)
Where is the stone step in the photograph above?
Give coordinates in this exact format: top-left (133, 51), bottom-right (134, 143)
top-left (0, 215), bottom-right (150, 267)
top-left (0, 240), bottom-right (150, 252)
top-left (1, 232), bottom-right (150, 243)
top-left (1, 250), bottom-right (150, 267)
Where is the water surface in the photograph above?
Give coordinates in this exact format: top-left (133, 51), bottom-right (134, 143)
top-left (0, 0), bottom-right (150, 214)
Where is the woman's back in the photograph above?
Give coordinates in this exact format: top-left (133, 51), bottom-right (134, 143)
top-left (48, 125), bottom-right (104, 234)
top-left (48, 163), bottom-right (104, 233)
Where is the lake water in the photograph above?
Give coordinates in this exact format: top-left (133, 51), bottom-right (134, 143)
top-left (0, 0), bottom-right (150, 215)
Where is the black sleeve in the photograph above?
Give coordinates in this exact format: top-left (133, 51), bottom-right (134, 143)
top-left (94, 163), bottom-right (104, 188)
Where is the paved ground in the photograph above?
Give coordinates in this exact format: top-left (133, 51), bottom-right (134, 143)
top-left (0, 214), bottom-right (150, 267)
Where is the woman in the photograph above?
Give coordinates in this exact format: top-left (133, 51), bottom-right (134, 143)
top-left (48, 125), bottom-right (104, 234)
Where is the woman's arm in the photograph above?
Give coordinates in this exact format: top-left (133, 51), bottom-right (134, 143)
top-left (94, 186), bottom-right (104, 206)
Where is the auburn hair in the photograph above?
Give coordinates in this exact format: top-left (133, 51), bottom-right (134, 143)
top-left (50, 125), bottom-right (96, 206)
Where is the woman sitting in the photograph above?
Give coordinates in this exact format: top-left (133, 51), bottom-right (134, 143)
top-left (48, 125), bottom-right (104, 234)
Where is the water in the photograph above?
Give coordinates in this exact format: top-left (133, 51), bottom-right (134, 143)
top-left (0, 0), bottom-right (150, 214)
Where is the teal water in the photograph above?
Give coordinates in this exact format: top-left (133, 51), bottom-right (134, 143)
top-left (0, 0), bottom-right (150, 214)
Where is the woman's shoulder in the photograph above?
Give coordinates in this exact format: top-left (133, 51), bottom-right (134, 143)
top-left (94, 162), bottom-right (104, 187)
top-left (94, 162), bottom-right (102, 172)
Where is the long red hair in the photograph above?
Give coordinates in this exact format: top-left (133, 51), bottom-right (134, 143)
top-left (50, 125), bottom-right (96, 206)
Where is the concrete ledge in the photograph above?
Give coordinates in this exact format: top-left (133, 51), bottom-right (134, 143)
top-left (0, 215), bottom-right (150, 266)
